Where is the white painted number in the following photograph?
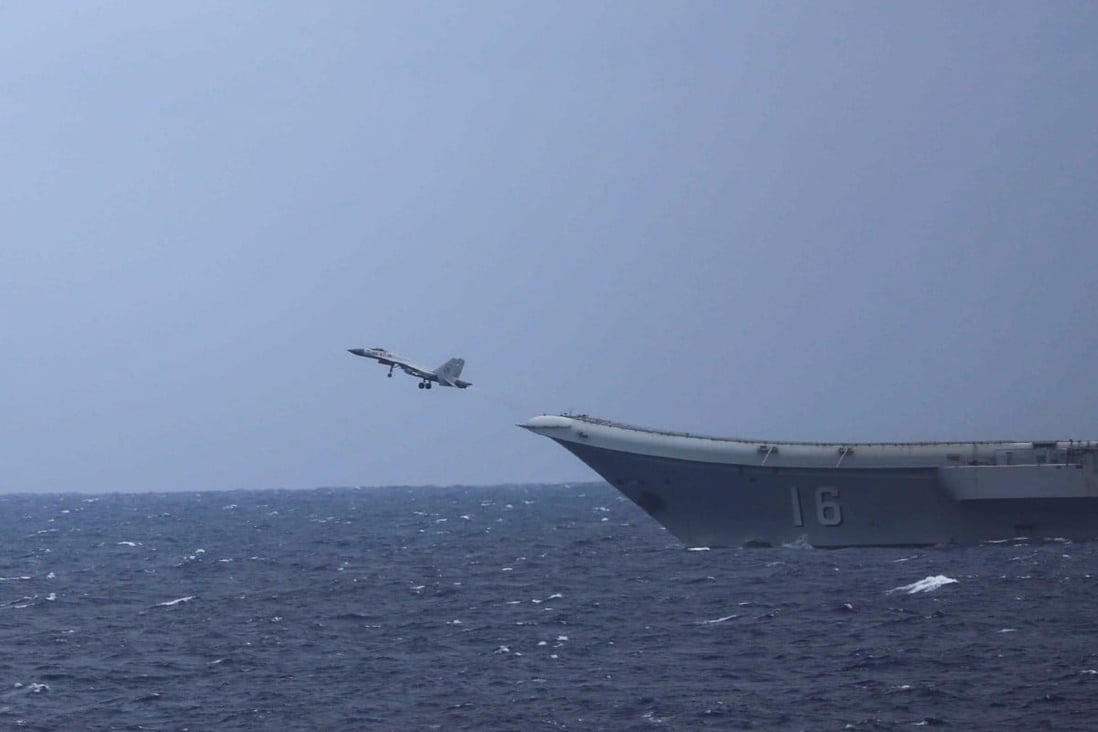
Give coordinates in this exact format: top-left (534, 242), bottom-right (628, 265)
top-left (815, 487), bottom-right (843, 526)
top-left (790, 486), bottom-right (804, 527)
top-left (789, 486), bottom-right (844, 527)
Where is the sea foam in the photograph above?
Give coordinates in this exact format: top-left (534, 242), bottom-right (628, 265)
top-left (888, 575), bottom-right (958, 594)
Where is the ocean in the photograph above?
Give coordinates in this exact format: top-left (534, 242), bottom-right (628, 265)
top-left (1, 483), bottom-right (1096, 731)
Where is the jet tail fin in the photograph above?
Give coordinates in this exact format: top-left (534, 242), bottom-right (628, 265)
top-left (433, 357), bottom-right (466, 386)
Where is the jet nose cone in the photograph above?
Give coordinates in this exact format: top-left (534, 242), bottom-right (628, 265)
top-left (348, 348), bottom-right (367, 357)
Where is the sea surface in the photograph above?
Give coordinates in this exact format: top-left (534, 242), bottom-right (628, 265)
top-left (1, 483), bottom-right (1096, 731)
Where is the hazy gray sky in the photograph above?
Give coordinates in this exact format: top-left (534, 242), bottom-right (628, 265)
top-left (2, 2), bottom-right (1096, 492)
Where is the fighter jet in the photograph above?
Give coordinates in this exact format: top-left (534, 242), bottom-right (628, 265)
top-left (347, 347), bottom-right (472, 390)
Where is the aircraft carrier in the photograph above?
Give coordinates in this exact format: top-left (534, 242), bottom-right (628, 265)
top-left (521, 414), bottom-right (1098, 547)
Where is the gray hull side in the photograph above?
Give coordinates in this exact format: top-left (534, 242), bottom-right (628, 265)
top-left (557, 440), bottom-right (1098, 547)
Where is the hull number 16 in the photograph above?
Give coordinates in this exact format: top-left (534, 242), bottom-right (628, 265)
top-left (790, 486), bottom-right (843, 527)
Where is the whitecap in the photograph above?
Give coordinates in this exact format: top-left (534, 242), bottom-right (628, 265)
top-left (116, 541), bottom-right (137, 547)
top-left (888, 575), bottom-right (958, 595)
top-left (687, 546), bottom-right (710, 552)
top-left (156, 595), bottom-right (196, 607)
top-left (698, 614), bottom-right (739, 625)
top-left (0, 576), bottom-right (30, 582)
top-left (11, 681), bottom-right (49, 694)
top-left (546, 593), bottom-right (563, 600)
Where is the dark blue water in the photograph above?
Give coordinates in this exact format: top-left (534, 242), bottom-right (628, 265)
top-left (2, 484), bottom-right (1096, 731)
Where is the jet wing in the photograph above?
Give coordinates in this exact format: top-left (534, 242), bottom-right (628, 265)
top-left (397, 361), bottom-right (435, 380)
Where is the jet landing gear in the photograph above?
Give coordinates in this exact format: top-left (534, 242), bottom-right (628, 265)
top-left (387, 365), bottom-right (394, 378)
top-left (418, 380), bottom-right (432, 390)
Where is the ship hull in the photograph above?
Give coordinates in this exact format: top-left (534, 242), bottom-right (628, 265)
top-left (522, 415), bottom-right (1098, 548)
